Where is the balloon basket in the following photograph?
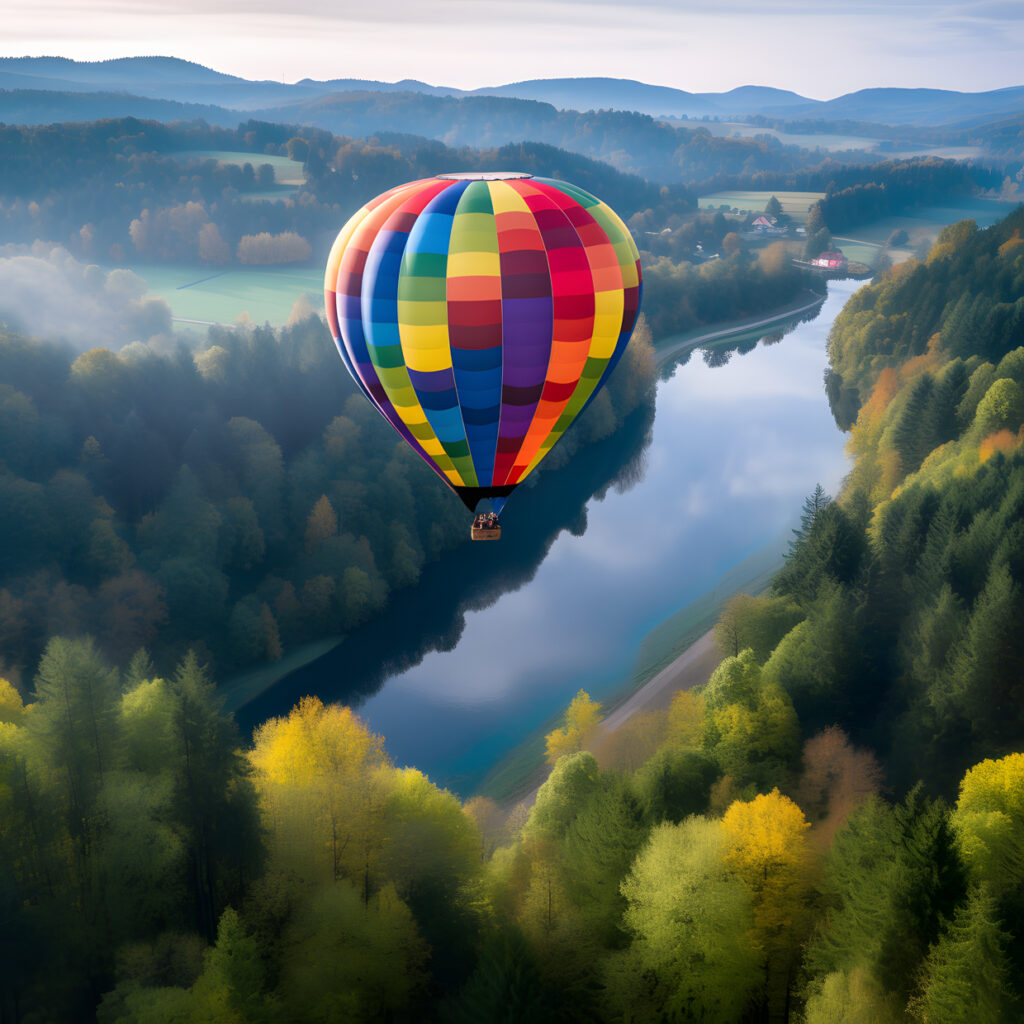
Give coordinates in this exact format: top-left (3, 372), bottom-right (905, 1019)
top-left (471, 520), bottom-right (502, 541)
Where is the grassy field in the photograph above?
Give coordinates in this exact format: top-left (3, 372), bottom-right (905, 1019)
top-left (698, 190), bottom-right (825, 222)
top-left (668, 121), bottom-right (984, 162)
top-left (827, 198), bottom-right (1023, 268)
top-left (830, 239), bottom-right (884, 266)
top-left (170, 150), bottom-right (306, 186)
top-left (125, 263), bottom-right (323, 327)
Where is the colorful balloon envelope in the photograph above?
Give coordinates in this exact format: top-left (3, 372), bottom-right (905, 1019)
top-left (324, 172), bottom-right (642, 523)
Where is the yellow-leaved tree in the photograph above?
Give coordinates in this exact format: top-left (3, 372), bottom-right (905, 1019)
top-left (249, 696), bottom-right (389, 887)
top-left (0, 678), bottom-right (25, 724)
top-left (951, 752), bottom-right (1024, 897)
top-left (544, 690), bottom-right (603, 764)
top-left (666, 689), bottom-right (704, 746)
top-left (722, 788), bottom-right (814, 1017)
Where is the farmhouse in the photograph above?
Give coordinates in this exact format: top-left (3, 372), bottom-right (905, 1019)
top-left (813, 250), bottom-right (847, 269)
top-left (750, 214), bottom-right (788, 236)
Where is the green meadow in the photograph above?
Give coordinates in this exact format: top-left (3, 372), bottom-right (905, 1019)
top-left (698, 190), bottom-right (826, 221)
top-left (129, 263), bottom-right (323, 327)
top-left (170, 149), bottom-right (306, 185)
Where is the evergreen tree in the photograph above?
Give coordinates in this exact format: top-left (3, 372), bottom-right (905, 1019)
top-left (910, 887), bottom-right (1017, 1024)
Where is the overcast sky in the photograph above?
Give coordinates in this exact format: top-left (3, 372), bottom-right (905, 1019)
top-left (3, 0), bottom-right (1022, 98)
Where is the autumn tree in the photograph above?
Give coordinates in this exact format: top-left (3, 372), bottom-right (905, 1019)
top-left (199, 222), bottom-right (232, 265)
top-left (304, 494), bottom-right (339, 553)
top-left (722, 789), bottom-right (813, 1018)
top-left (589, 709), bottom-right (665, 772)
top-left (544, 690), bottom-right (603, 764)
top-left (236, 231), bottom-right (312, 265)
top-left (796, 726), bottom-right (883, 848)
top-left (249, 695), bottom-right (388, 887)
top-left (665, 688), bottom-right (704, 746)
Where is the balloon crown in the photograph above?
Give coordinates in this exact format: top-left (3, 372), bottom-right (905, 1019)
top-left (437, 171), bottom-right (533, 181)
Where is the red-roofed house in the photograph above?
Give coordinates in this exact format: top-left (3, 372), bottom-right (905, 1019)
top-left (813, 250), bottom-right (846, 269)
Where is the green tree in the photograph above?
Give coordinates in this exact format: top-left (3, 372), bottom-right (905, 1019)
top-left (806, 790), bottom-right (966, 1004)
top-left (524, 751), bottom-right (602, 844)
top-left (951, 752), bottom-right (1024, 896)
top-left (910, 887), bottom-right (1017, 1024)
top-left (608, 817), bottom-right (759, 1023)
top-left (632, 745), bottom-right (718, 824)
top-left (714, 593), bottom-right (803, 662)
top-left (189, 907), bottom-right (272, 1023)
top-left (445, 928), bottom-right (551, 1024)
top-left (560, 776), bottom-right (648, 946)
top-left (168, 652), bottom-right (261, 941)
top-left (277, 881), bottom-right (427, 1023)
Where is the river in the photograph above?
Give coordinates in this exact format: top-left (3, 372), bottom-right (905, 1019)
top-left (238, 280), bottom-right (860, 795)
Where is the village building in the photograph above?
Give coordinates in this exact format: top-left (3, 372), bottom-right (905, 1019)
top-left (812, 250), bottom-right (847, 269)
top-left (750, 214), bottom-right (787, 236)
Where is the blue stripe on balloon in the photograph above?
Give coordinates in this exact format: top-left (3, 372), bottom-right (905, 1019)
top-left (396, 181), bottom-right (480, 471)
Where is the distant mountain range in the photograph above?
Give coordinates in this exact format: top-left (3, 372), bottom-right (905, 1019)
top-left (1, 56), bottom-right (1022, 128)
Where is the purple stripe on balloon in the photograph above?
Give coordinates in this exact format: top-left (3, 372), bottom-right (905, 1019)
top-left (500, 405), bottom-right (537, 430)
top-left (496, 290), bottom-right (553, 439)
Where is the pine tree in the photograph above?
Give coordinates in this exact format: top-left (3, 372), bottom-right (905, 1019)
top-left (789, 484), bottom-right (832, 553)
top-left (911, 887), bottom-right (1017, 1023)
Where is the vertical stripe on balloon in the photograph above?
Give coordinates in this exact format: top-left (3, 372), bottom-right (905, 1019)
top-left (398, 180), bottom-right (479, 485)
top-left (333, 185), bottom-right (440, 470)
top-left (447, 181), bottom-right (504, 487)
top-left (488, 179), bottom-right (554, 487)
top-left (362, 182), bottom-right (463, 484)
top-left (501, 178), bottom-right (596, 486)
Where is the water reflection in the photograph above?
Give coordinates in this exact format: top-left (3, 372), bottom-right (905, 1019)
top-left (241, 281), bottom-right (859, 796)
top-left (236, 397), bottom-right (656, 731)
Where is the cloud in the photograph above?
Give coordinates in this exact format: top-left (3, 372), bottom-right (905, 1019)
top-left (0, 243), bottom-right (173, 353)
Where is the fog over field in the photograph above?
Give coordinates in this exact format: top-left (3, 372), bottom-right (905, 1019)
top-left (0, 244), bottom-right (173, 352)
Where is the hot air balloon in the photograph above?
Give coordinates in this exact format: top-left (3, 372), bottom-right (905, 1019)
top-left (323, 172), bottom-right (642, 540)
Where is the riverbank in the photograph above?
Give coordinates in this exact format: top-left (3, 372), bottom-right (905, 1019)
top-left (652, 289), bottom-right (826, 369)
top-left (475, 535), bottom-right (787, 805)
top-left (220, 636), bottom-right (342, 713)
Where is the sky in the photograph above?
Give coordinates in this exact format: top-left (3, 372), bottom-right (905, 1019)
top-left (2, 0), bottom-right (1023, 98)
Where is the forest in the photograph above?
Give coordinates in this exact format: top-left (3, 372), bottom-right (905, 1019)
top-left (2, 206), bottom-right (1024, 1023)
top-left (0, 116), bottom-right (988, 274)
top-left (0, 306), bottom-right (657, 684)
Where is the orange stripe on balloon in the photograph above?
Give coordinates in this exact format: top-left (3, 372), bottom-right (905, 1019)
top-left (500, 178), bottom-right (595, 485)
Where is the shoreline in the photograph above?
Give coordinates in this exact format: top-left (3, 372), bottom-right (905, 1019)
top-left (652, 289), bottom-right (826, 369)
top-left (476, 537), bottom-right (787, 806)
